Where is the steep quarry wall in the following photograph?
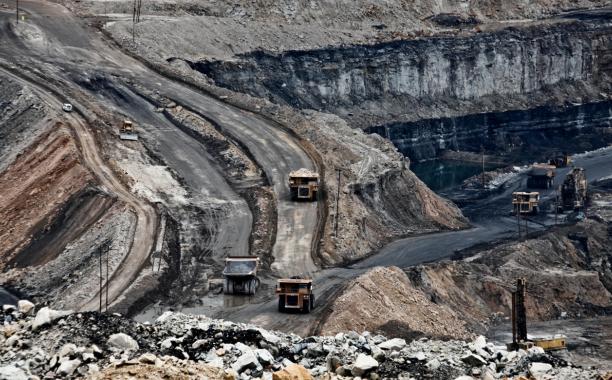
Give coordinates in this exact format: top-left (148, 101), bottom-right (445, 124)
top-left (368, 100), bottom-right (612, 161)
top-left (195, 15), bottom-right (612, 161)
top-left (195, 17), bottom-right (612, 122)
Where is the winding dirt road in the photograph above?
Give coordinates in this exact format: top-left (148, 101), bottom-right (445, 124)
top-left (0, 65), bottom-right (158, 311)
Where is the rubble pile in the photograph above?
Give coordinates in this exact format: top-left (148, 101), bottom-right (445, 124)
top-left (0, 304), bottom-right (604, 379)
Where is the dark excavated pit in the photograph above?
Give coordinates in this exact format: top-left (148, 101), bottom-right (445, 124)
top-left (411, 159), bottom-right (504, 192)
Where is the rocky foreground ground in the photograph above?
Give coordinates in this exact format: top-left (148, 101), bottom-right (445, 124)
top-left (1, 302), bottom-right (608, 380)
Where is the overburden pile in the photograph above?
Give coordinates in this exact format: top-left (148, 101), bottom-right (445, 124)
top-left (0, 302), bottom-right (605, 379)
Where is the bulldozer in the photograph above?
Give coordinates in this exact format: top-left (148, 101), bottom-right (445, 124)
top-left (222, 256), bottom-right (260, 295)
top-left (561, 167), bottom-right (588, 211)
top-left (119, 120), bottom-right (139, 141)
top-left (276, 277), bottom-right (315, 313)
top-left (507, 278), bottom-right (566, 352)
top-left (512, 192), bottom-right (540, 215)
top-left (288, 168), bottom-right (319, 201)
top-left (527, 164), bottom-right (555, 189)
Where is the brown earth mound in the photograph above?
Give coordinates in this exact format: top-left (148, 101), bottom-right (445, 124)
top-left (319, 266), bottom-right (472, 340)
top-left (0, 124), bottom-right (93, 270)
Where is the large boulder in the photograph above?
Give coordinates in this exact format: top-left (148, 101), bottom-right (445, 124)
top-left (351, 354), bottom-right (378, 377)
top-left (57, 359), bottom-right (81, 376)
top-left (231, 351), bottom-right (258, 373)
top-left (107, 333), bottom-right (139, 352)
top-left (377, 338), bottom-right (406, 351)
top-left (460, 353), bottom-right (487, 367)
top-left (273, 364), bottom-right (312, 380)
top-left (529, 362), bottom-right (553, 377)
top-left (0, 365), bottom-right (28, 380)
top-left (17, 300), bottom-right (34, 315)
top-left (32, 307), bottom-right (73, 330)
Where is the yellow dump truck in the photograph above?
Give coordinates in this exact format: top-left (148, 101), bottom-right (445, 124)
top-left (527, 164), bottom-right (555, 189)
top-left (276, 278), bottom-right (315, 313)
top-left (288, 168), bottom-right (319, 201)
top-left (222, 256), bottom-right (260, 295)
top-left (512, 192), bottom-right (540, 215)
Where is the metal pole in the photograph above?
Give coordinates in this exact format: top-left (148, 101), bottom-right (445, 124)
top-left (99, 247), bottom-right (102, 312)
top-left (334, 169), bottom-right (341, 237)
top-left (516, 208), bottom-right (521, 239)
top-left (105, 249), bottom-right (109, 312)
top-left (481, 147), bottom-right (485, 188)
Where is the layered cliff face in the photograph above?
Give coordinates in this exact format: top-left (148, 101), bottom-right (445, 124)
top-left (367, 100), bottom-right (612, 161)
top-left (195, 16), bottom-right (612, 125)
top-left (194, 13), bottom-right (612, 161)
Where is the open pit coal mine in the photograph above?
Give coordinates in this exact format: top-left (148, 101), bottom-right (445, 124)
top-left (1, 1), bottom-right (612, 380)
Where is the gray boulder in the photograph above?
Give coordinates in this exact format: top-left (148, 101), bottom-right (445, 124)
top-left (0, 365), bottom-right (28, 380)
top-left (461, 353), bottom-right (487, 367)
top-left (107, 333), bottom-right (139, 352)
top-left (232, 351), bottom-right (258, 373)
top-left (351, 353), bottom-right (378, 376)
top-left (57, 359), bottom-right (81, 376)
top-left (378, 338), bottom-right (406, 351)
top-left (17, 300), bottom-right (34, 315)
top-left (529, 362), bottom-right (553, 377)
top-left (32, 307), bottom-right (73, 330)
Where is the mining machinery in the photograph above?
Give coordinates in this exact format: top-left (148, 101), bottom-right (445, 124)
top-left (276, 277), bottom-right (315, 313)
top-left (288, 168), bottom-right (319, 201)
top-left (561, 168), bottom-right (587, 211)
top-left (507, 278), bottom-right (566, 352)
top-left (222, 256), bottom-right (260, 295)
top-left (512, 192), bottom-right (540, 215)
top-left (119, 120), bottom-right (139, 141)
top-left (527, 164), bottom-right (556, 189)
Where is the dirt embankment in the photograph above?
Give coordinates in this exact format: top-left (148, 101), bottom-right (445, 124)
top-left (319, 266), bottom-right (473, 340)
top-left (320, 213), bottom-right (612, 339)
top-left (285, 112), bottom-right (468, 265)
top-left (0, 125), bottom-right (94, 270)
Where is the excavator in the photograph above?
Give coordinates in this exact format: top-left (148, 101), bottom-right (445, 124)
top-left (222, 256), bottom-right (260, 295)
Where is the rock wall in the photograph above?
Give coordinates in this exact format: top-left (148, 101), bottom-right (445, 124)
top-left (195, 17), bottom-right (612, 123)
top-left (367, 100), bottom-right (612, 161)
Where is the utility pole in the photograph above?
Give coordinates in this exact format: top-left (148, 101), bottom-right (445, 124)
top-left (105, 248), bottom-right (109, 312)
top-left (516, 208), bottom-right (521, 239)
top-left (334, 169), bottom-right (342, 237)
top-left (99, 247), bottom-right (103, 312)
top-left (16, 0), bottom-right (19, 24)
top-left (481, 145), bottom-right (486, 189)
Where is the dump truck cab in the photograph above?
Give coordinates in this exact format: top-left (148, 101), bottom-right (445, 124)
top-left (120, 120), bottom-right (139, 141)
top-left (527, 164), bottom-right (555, 189)
top-left (288, 169), bottom-right (319, 201)
top-left (276, 278), bottom-right (315, 313)
top-left (512, 192), bottom-right (540, 215)
top-left (222, 256), bottom-right (260, 295)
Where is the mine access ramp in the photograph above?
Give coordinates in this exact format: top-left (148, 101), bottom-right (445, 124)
top-left (276, 277), bottom-right (315, 313)
top-left (222, 256), bottom-right (260, 295)
top-left (288, 168), bottom-right (319, 201)
top-left (119, 120), bottom-right (139, 141)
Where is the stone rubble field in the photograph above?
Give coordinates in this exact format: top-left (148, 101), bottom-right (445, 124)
top-left (0, 302), bottom-right (607, 379)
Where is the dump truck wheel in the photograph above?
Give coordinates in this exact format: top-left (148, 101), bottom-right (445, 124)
top-left (302, 299), bottom-right (311, 314)
top-left (226, 279), bottom-right (234, 294)
top-left (278, 297), bottom-right (285, 312)
top-left (223, 279), bottom-right (229, 294)
top-left (312, 190), bottom-right (318, 201)
top-left (310, 295), bottom-right (315, 310)
top-left (532, 206), bottom-right (539, 215)
top-left (248, 278), bottom-right (258, 295)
